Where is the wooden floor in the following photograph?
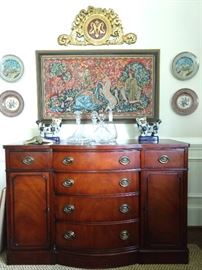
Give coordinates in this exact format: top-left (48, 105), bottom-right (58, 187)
top-left (188, 226), bottom-right (202, 248)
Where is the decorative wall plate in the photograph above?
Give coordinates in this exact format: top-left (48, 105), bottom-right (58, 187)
top-left (0, 90), bottom-right (24, 117)
top-left (171, 88), bottom-right (199, 115)
top-left (0, 55), bottom-right (24, 82)
top-left (172, 52), bottom-right (199, 80)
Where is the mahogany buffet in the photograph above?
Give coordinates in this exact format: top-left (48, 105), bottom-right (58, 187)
top-left (3, 139), bottom-right (189, 268)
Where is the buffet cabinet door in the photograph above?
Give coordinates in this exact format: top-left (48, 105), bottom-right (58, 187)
top-left (7, 172), bottom-right (51, 249)
top-left (141, 171), bottom-right (187, 249)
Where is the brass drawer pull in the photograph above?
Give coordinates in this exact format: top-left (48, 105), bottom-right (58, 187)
top-left (119, 178), bottom-right (130, 187)
top-left (62, 156), bottom-right (74, 165)
top-left (63, 179), bottom-right (74, 187)
top-left (120, 230), bottom-right (130, 240)
top-left (22, 156), bottom-right (34, 165)
top-left (64, 231), bottom-right (76, 240)
top-left (119, 156), bottom-right (130, 166)
top-left (158, 155), bottom-right (169, 164)
top-left (120, 204), bottom-right (130, 214)
top-left (63, 204), bottom-right (75, 214)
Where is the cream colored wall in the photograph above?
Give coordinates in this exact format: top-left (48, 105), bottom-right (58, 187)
top-left (0, 0), bottom-right (202, 224)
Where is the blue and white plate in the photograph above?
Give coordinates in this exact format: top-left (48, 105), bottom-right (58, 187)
top-left (0, 54), bottom-right (24, 82)
top-left (172, 52), bottom-right (199, 80)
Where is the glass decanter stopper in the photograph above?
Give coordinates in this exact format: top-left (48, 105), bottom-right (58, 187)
top-left (107, 109), bottom-right (117, 143)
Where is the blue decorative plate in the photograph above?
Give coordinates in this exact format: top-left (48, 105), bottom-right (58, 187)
top-left (172, 52), bottom-right (199, 80)
top-left (0, 54), bottom-right (24, 82)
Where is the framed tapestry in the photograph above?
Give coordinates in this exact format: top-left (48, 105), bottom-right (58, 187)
top-left (36, 50), bottom-right (160, 122)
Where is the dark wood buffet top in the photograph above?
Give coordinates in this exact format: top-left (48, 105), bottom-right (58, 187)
top-left (3, 139), bottom-right (190, 150)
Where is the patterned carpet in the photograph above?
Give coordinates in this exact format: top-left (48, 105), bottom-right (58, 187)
top-left (0, 245), bottom-right (202, 270)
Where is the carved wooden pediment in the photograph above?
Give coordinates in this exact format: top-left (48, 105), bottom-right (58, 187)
top-left (58, 6), bottom-right (137, 46)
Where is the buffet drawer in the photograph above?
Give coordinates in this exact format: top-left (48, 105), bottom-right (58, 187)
top-left (56, 221), bottom-right (139, 249)
top-left (53, 150), bottom-right (140, 170)
top-left (142, 149), bottom-right (185, 169)
top-left (54, 171), bottom-right (139, 195)
top-left (55, 195), bottom-right (139, 221)
top-left (7, 151), bottom-right (51, 170)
